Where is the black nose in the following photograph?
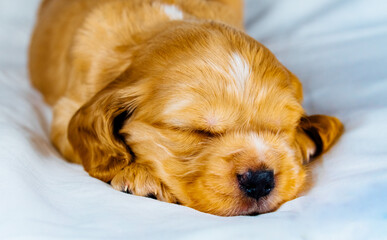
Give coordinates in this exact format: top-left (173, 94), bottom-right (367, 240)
top-left (238, 170), bottom-right (275, 200)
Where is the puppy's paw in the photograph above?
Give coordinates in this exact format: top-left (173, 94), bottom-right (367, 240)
top-left (110, 164), bottom-right (177, 203)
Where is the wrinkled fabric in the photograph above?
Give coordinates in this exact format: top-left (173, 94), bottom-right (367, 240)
top-left (0, 0), bottom-right (386, 239)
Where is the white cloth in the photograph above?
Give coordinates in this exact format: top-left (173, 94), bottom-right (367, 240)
top-left (1, 0), bottom-right (386, 239)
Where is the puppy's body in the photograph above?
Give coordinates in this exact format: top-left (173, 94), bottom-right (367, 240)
top-left (30, 0), bottom-right (242, 162)
top-left (29, 0), bottom-right (342, 216)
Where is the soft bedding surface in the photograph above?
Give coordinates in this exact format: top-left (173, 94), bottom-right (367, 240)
top-left (1, 0), bottom-right (387, 239)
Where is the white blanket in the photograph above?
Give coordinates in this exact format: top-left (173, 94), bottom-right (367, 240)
top-left (1, 0), bottom-right (386, 239)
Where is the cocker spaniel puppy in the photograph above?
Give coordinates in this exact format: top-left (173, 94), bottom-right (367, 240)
top-left (29, 0), bottom-right (343, 216)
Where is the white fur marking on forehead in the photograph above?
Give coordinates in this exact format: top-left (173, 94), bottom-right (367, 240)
top-left (229, 52), bottom-right (251, 91)
top-left (250, 133), bottom-right (270, 160)
top-left (206, 115), bottom-right (218, 127)
top-left (160, 4), bottom-right (184, 20)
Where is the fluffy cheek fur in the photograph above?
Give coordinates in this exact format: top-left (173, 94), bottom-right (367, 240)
top-left (121, 120), bottom-right (306, 216)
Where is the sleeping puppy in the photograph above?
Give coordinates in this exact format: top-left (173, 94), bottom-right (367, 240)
top-left (29, 0), bottom-right (343, 216)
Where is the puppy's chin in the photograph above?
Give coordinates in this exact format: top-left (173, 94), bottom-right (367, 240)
top-left (232, 193), bottom-right (281, 216)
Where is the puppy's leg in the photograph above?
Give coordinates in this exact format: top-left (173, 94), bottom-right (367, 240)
top-left (51, 97), bottom-right (82, 163)
top-left (111, 163), bottom-right (177, 203)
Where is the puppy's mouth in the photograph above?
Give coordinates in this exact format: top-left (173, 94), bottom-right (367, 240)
top-left (235, 190), bottom-right (278, 216)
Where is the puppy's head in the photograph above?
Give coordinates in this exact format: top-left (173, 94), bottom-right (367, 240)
top-left (69, 22), bottom-right (343, 216)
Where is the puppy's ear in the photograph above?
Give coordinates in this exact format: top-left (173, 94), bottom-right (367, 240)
top-left (68, 79), bottom-right (140, 182)
top-left (296, 115), bottom-right (343, 164)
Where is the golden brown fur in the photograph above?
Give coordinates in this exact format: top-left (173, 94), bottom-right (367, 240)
top-left (29, 0), bottom-right (343, 216)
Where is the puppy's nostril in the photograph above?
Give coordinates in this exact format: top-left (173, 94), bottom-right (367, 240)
top-left (238, 170), bottom-right (275, 200)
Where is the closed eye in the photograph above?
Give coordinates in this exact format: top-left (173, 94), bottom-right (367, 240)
top-left (154, 121), bottom-right (220, 137)
top-left (191, 128), bottom-right (216, 137)
top-left (169, 125), bottom-right (218, 138)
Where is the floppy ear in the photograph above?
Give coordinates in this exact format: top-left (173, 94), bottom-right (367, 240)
top-left (68, 79), bottom-right (140, 182)
top-left (296, 114), bottom-right (344, 164)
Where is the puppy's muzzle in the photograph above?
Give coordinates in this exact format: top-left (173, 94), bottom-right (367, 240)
top-left (238, 170), bottom-right (275, 200)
